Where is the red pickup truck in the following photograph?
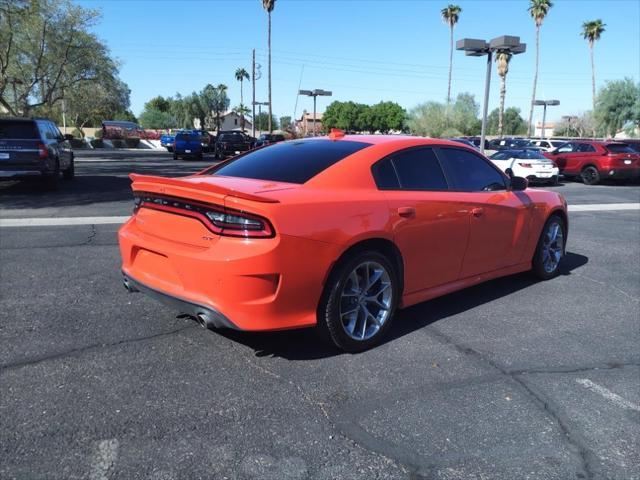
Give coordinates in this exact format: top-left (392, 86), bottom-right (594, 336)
top-left (544, 140), bottom-right (640, 185)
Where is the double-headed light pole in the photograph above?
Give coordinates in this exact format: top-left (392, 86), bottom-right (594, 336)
top-left (533, 99), bottom-right (560, 139)
top-left (299, 89), bottom-right (332, 136)
top-left (456, 36), bottom-right (526, 154)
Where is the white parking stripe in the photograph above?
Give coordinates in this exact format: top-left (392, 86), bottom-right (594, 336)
top-left (0, 216), bottom-right (130, 227)
top-left (569, 203), bottom-right (640, 212)
top-left (90, 439), bottom-right (119, 480)
top-left (576, 378), bottom-right (640, 411)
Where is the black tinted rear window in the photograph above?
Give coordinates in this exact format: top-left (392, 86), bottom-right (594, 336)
top-left (176, 133), bottom-right (197, 141)
top-left (219, 134), bottom-right (245, 142)
top-left (606, 144), bottom-right (635, 153)
top-left (208, 139), bottom-right (371, 184)
top-left (0, 121), bottom-right (39, 139)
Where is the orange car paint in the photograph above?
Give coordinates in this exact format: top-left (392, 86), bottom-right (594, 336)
top-left (119, 136), bottom-right (567, 331)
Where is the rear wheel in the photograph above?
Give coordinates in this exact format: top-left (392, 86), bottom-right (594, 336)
top-left (532, 215), bottom-right (565, 280)
top-left (41, 160), bottom-right (60, 190)
top-left (173, 153), bottom-right (178, 160)
top-left (581, 166), bottom-right (600, 185)
top-left (318, 251), bottom-right (398, 352)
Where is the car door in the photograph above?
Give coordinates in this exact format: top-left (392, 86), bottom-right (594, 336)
top-left (573, 142), bottom-right (600, 172)
top-left (435, 146), bottom-right (533, 278)
top-left (551, 142), bottom-right (578, 173)
top-left (372, 147), bottom-right (470, 294)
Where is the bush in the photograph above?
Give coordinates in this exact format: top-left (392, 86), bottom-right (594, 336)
top-left (71, 128), bottom-right (84, 139)
top-left (125, 138), bottom-right (140, 148)
top-left (94, 128), bottom-right (103, 139)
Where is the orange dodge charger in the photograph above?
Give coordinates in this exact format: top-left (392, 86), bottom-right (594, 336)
top-left (119, 134), bottom-right (568, 352)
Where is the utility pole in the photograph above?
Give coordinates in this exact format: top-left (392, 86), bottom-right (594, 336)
top-left (252, 49), bottom-right (256, 138)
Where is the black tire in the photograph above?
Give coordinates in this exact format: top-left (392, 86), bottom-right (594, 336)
top-left (41, 161), bottom-right (60, 190)
top-left (317, 250), bottom-right (399, 352)
top-left (62, 156), bottom-right (75, 180)
top-left (532, 214), bottom-right (566, 280)
top-left (173, 153), bottom-right (178, 160)
top-left (198, 152), bottom-right (204, 161)
top-left (167, 146), bottom-right (174, 153)
top-left (581, 166), bottom-right (600, 185)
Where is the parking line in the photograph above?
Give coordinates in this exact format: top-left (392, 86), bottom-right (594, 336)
top-left (569, 203), bottom-right (640, 212)
top-left (576, 378), bottom-right (640, 411)
top-left (0, 216), bottom-right (130, 227)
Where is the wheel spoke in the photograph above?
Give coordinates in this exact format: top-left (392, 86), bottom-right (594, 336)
top-left (364, 306), bottom-right (381, 327)
top-left (370, 282), bottom-right (390, 297)
top-left (366, 269), bottom-right (383, 291)
top-left (341, 307), bottom-right (359, 317)
top-left (349, 270), bottom-right (360, 293)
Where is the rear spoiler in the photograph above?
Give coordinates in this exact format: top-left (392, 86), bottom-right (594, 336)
top-left (129, 174), bottom-right (279, 204)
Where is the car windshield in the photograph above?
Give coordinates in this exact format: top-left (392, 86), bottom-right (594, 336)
top-left (176, 133), bottom-right (198, 141)
top-left (0, 121), bottom-right (39, 139)
top-left (206, 139), bottom-right (372, 184)
top-left (606, 144), bottom-right (635, 153)
top-left (219, 134), bottom-right (244, 142)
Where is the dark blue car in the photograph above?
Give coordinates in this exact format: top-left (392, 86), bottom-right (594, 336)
top-left (173, 132), bottom-right (203, 160)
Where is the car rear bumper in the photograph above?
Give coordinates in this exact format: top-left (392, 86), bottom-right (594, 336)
top-left (118, 215), bottom-right (341, 331)
top-left (602, 167), bottom-right (640, 180)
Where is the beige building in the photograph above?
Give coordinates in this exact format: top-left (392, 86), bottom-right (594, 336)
top-left (193, 111), bottom-right (253, 132)
top-left (296, 111), bottom-right (323, 136)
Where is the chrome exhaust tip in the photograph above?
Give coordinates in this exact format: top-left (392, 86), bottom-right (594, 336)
top-left (196, 313), bottom-right (210, 329)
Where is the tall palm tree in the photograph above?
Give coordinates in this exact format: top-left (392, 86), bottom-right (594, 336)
top-left (235, 67), bottom-right (250, 131)
top-left (215, 84), bottom-right (228, 132)
top-left (527, 0), bottom-right (553, 136)
top-left (441, 4), bottom-right (462, 105)
top-left (582, 19), bottom-right (606, 112)
top-left (261, 0), bottom-right (276, 132)
top-left (495, 51), bottom-right (513, 138)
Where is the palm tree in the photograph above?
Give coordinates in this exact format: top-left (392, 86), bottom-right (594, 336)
top-left (527, 0), bottom-right (553, 136)
top-left (261, 0), bottom-right (276, 132)
top-left (495, 51), bottom-right (513, 138)
top-left (215, 84), bottom-right (228, 132)
top-left (582, 19), bottom-right (606, 112)
top-left (441, 4), bottom-right (462, 105)
top-left (235, 67), bottom-right (250, 131)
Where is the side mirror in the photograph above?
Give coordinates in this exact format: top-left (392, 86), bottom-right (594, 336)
top-left (510, 176), bottom-right (528, 191)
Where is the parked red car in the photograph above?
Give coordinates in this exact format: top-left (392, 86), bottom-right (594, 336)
top-left (544, 140), bottom-right (640, 185)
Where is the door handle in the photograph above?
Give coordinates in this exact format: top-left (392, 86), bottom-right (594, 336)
top-left (397, 207), bottom-right (416, 218)
top-left (471, 207), bottom-right (484, 217)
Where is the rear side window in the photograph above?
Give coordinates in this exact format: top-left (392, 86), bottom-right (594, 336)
top-left (392, 148), bottom-right (448, 190)
top-left (208, 139), bottom-right (371, 184)
top-left (372, 158), bottom-right (400, 189)
top-left (438, 147), bottom-right (506, 192)
top-left (0, 121), bottom-right (39, 139)
top-left (606, 144), bottom-right (635, 154)
top-left (576, 143), bottom-right (596, 153)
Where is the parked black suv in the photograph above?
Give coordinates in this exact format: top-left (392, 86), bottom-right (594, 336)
top-left (214, 131), bottom-right (252, 159)
top-left (0, 118), bottom-right (74, 189)
top-left (255, 133), bottom-right (285, 147)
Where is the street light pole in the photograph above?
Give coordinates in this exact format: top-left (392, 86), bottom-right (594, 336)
top-left (457, 36), bottom-right (526, 154)
top-left (299, 89), bottom-right (332, 137)
top-left (533, 99), bottom-right (560, 139)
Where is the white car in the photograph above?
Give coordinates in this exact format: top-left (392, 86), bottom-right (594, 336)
top-left (529, 139), bottom-right (566, 152)
top-left (490, 148), bottom-right (559, 185)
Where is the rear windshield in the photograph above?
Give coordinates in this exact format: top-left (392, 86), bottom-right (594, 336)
top-left (219, 134), bottom-right (245, 142)
top-left (176, 133), bottom-right (198, 141)
top-left (606, 144), bottom-right (635, 154)
top-left (207, 139), bottom-right (371, 184)
top-left (0, 121), bottom-right (39, 139)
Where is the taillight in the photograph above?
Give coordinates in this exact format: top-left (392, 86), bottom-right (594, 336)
top-left (133, 193), bottom-right (274, 238)
top-left (36, 142), bottom-right (48, 159)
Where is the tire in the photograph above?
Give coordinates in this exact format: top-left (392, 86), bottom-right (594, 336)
top-left (317, 250), bottom-right (399, 352)
top-left (532, 214), bottom-right (565, 280)
top-left (173, 153), bottom-right (178, 160)
top-left (41, 160), bottom-right (60, 190)
top-left (551, 175), bottom-right (559, 186)
top-left (581, 166), bottom-right (600, 185)
top-left (62, 156), bottom-right (75, 180)
top-left (198, 152), bottom-right (204, 161)
top-left (167, 146), bottom-right (173, 153)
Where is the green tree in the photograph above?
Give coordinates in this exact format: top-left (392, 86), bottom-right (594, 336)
top-left (450, 93), bottom-right (481, 135)
top-left (441, 4), bottom-right (462, 105)
top-left (322, 101), bottom-right (367, 132)
top-left (495, 51), bottom-right (513, 137)
top-left (145, 96), bottom-right (171, 113)
top-left (594, 79), bottom-right (640, 137)
top-left (279, 115), bottom-right (292, 130)
top-left (261, 0), bottom-right (276, 132)
top-left (0, 0), bottom-right (124, 116)
top-left (184, 92), bottom-right (207, 129)
top-left (370, 101), bottom-right (406, 133)
top-left (527, 0), bottom-right (553, 136)
top-left (138, 108), bottom-right (174, 129)
top-left (407, 94), bottom-right (481, 137)
top-left (234, 67), bottom-right (250, 131)
top-left (254, 112), bottom-right (278, 131)
top-left (486, 107), bottom-right (527, 136)
top-left (582, 19), bottom-right (606, 113)
top-left (407, 102), bottom-right (448, 137)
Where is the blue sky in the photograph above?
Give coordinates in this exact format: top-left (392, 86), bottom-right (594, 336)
top-left (78, 0), bottom-right (640, 124)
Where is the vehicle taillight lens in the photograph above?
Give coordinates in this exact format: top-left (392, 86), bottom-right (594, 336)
top-left (133, 193), bottom-right (274, 238)
top-left (37, 142), bottom-right (48, 159)
top-left (518, 162), bottom-right (533, 168)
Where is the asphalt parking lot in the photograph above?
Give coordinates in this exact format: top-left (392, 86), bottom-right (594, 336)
top-left (1, 150), bottom-right (638, 480)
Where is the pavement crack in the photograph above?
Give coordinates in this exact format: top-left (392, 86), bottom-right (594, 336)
top-left (0, 325), bottom-right (195, 372)
top-left (508, 361), bottom-right (640, 376)
top-left (84, 224), bottom-right (97, 245)
top-left (425, 325), bottom-right (596, 480)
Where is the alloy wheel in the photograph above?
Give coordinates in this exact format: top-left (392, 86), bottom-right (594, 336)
top-left (542, 221), bottom-right (564, 273)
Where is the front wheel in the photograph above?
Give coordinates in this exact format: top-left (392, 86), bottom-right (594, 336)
top-left (581, 166), bottom-right (600, 185)
top-left (318, 251), bottom-right (398, 352)
top-left (532, 215), bottom-right (565, 280)
top-left (62, 156), bottom-right (75, 180)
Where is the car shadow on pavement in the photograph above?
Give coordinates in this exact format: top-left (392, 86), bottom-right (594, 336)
top-left (216, 252), bottom-right (589, 361)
